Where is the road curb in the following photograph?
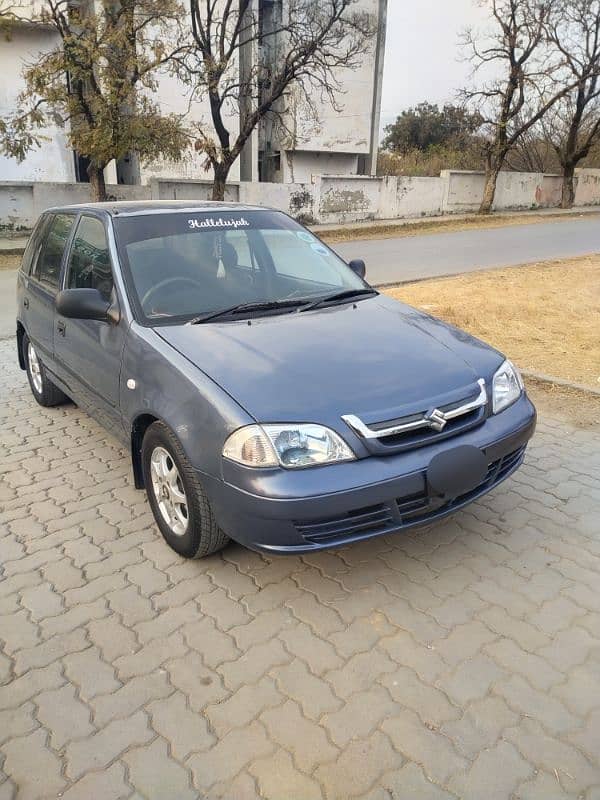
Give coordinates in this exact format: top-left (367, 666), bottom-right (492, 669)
top-left (0, 247), bottom-right (25, 256)
top-left (522, 370), bottom-right (600, 398)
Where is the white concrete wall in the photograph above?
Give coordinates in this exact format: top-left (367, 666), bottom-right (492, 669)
top-left (575, 169), bottom-right (600, 206)
top-left (0, 27), bottom-right (75, 183)
top-left (281, 152), bottom-right (359, 184)
top-left (441, 171), bottom-right (487, 214)
top-left (266, 0), bottom-right (384, 177)
top-left (318, 175), bottom-right (382, 222)
top-left (3, 169), bottom-right (600, 230)
top-left (151, 179), bottom-right (239, 203)
top-left (395, 176), bottom-right (444, 218)
top-left (275, 0), bottom-right (379, 157)
top-left (539, 175), bottom-right (563, 207)
top-left (494, 171), bottom-right (541, 210)
top-left (443, 170), bottom-right (567, 213)
top-left (0, 182), bottom-right (150, 229)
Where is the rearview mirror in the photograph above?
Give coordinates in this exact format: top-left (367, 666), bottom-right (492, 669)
top-left (348, 259), bottom-right (366, 280)
top-left (56, 288), bottom-right (111, 321)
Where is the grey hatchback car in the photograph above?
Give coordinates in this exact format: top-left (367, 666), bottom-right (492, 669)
top-left (16, 201), bottom-right (536, 558)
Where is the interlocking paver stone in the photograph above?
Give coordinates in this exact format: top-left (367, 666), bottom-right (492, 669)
top-left (187, 720), bottom-right (274, 792)
top-left (148, 691), bottom-right (215, 759)
top-left (315, 731), bottom-right (401, 799)
top-left (123, 737), bottom-right (197, 800)
top-left (250, 748), bottom-right (323, 800)
top-left (382, 710), bottom-right (468, 785)
top-left (448, 740), bottom-right (532, 799)
top-left (260, 699), bottom-right (339, 772)
top-left (60, 762), bottom-right (130, 800)
top-left (35, 683), bottom-right (94, 748)
top-left (1, 337), bottom-right (600, 798)
top-left (272, 659), bottom-right (343, 720)
top-left (2, 729), bottom-right (66, 800)
top-left (205, 676), bottom-right (281, 737)
top-left (90, 672), bottom-right (171, 726)
top-left (65, 709), bottom-right (153, 779)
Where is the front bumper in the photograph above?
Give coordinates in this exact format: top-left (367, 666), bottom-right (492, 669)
top-left (202, 394), bottom-right (536, 554)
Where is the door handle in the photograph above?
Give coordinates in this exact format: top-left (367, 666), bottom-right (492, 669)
top-left (57, 320), bottom-right (66, 336)
top-left (23, 297), bottom-right (29, 309)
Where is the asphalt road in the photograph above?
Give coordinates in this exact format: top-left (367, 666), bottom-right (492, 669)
top-left (2, 215), bottom-right (600, 340)
top-left (334, 215), bottom-right (600, 285)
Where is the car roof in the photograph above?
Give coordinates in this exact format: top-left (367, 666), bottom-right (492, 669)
top-left (42, 200), bottom-right (273, 217)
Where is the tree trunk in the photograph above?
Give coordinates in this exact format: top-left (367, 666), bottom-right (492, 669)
top-left (479, 162), bottom-right (501, 215)
top-left (211, 162), bottom-right (230, 201)
top-left (561, 163), bottom-right (576, 209)
top-left (88, 164), bottom-right (107, 202)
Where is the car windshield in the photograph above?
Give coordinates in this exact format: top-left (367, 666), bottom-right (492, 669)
top-left (113, 209), bottom-right (367, 324)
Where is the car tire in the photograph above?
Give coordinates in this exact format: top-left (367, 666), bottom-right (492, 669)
top-left (23, 333), bottom-right (69, 407)
top-left (142, 421), bottom-right (230, 559)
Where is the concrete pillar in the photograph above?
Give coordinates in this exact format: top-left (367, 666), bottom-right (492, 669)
top-left (366, 0), bottom-right (388, 177)
top-left (239, 0), bottom-right (260, 182)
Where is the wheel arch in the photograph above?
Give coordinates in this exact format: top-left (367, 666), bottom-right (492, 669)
top-left (17, 322), bottom-right (26, 370)
top-left (131, 413), bottom-right (160, 489)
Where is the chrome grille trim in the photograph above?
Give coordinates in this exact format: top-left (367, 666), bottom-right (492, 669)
top-left (342, 379), bottom-right (487, 440)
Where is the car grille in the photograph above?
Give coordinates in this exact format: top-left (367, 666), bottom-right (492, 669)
top-left (342, 381), bottom-right (488, 453)
top-left (295, 446), bottom-right (526, 546)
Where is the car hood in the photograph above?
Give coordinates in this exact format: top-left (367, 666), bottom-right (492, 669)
top-left (155, 295), bottom-right (503, 427)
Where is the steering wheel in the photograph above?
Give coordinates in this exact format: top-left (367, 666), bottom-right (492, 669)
top-left (141, 277), bottom-right (205, 310)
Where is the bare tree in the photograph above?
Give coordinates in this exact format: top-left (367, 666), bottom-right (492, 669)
top-left (503, 122), bottom-right (559, 171)
top-left (185, 0), bottom-right (376, 200)
top-left (0, 0), bottom-right (19, 35)
top-left (543, 0), bottom-right (600, 207)
top-left (461, 0), bottom-right (576, 214)
top-left (0, 0), bottom-right (189, 200)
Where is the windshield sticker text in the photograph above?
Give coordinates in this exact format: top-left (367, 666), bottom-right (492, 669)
top-left (188, 217), bottom-right (250, 230)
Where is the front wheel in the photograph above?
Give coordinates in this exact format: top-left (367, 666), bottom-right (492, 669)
top-left (141, 421), bottom-right (229, 559)
top-left (23, 333), bottom-right (68, 407)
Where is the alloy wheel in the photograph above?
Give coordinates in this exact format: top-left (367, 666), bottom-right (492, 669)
top-left (27, 342), bottom-right (43, 394)
top-left (150, 446), bottom-right (189, 536)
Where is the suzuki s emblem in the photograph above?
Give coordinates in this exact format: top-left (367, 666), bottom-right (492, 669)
top-left (426, 408), bottom-right (447, 432)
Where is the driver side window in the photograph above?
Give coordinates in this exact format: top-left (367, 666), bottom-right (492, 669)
top-left (66, 216), bottom-right (114, 301)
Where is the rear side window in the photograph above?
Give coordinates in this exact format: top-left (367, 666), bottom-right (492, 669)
top-left (20, 217), bottom-right (48, 276)
top-left (34, 214), bottom-right (75, 290)
top-left (66, 216), bottom-right (113, 300)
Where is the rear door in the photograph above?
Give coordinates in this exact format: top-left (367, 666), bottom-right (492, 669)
top-left (17, 215), bottom-right (49, 334)
top-left (25, 213), bottom-right (76, 371)
top-left (53, 213), bottom-right (126, 430)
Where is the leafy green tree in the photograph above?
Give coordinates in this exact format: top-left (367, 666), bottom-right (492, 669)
top-left (381, 102), bottom-right (483, 154)
top-left (0, 0), bottom-right (189, 200)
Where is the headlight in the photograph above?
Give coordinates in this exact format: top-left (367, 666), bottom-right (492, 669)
top-left (492, 359), bottom-right (524, 414)
top-left (223, 423), bottom-right (356, 468)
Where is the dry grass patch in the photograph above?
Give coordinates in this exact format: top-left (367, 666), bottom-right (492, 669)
top-left (0, 254), bottom-right (20, 270)
top-left (319, 211), bottom-right (600, 244)
top-left (384, 254), bottom-right (600, 390)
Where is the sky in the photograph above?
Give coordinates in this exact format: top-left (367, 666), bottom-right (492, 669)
top-left (380, 0), bottom-right (488, 132)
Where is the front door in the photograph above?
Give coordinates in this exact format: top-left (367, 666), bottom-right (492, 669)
top-left (53, 214), bottom-right (127, 431)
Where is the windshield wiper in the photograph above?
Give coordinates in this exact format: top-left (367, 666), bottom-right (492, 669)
top-left (299, 288), bottom-right (379, 313)
top-left (189, 298), bottom-right (310, 324)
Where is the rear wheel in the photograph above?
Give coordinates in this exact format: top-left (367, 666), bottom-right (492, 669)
top-left (23, 333), bottom-right (68, 407)
top-left (141, 421), bottom-right (229, 559)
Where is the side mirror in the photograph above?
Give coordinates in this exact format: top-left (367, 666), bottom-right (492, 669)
top-left (348, 259), bottom-right (366, 280)
top-left (56, 288), bottom-right (111, 321)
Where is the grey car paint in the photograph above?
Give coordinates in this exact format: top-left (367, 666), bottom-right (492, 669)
top-left (16, 201), bottom-right (536, 555)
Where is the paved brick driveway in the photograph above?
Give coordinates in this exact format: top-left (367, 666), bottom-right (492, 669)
top-left (1, 337), bottom-right (600, 800)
